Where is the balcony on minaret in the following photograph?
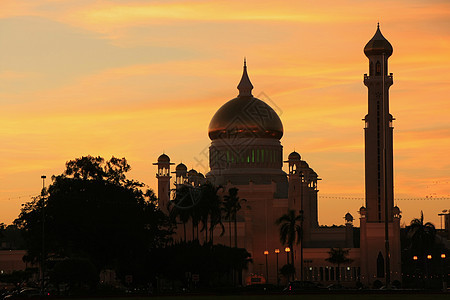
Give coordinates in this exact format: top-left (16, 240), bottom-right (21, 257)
top-left (363, 73), bottom-right (393, 87)
top-left (157, 167), bottom-right (170, 177)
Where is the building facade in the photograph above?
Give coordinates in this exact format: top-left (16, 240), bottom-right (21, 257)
top-left (154, 26), bottom-right (401, 287)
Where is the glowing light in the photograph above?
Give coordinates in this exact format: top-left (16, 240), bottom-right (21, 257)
top-left (264, 250), bottom-right (269, 255)
top-left (275, 249), bottom-right (280, 254)
top-left (285, 247), bottom-right (291, 253)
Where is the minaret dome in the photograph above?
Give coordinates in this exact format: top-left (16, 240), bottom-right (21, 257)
top-left (364, 24), bottom-right (393, 58)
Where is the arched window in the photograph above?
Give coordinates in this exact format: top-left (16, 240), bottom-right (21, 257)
top-left (376, 61), bottom-right (381, 75)
top-left (377, 252), bottom-right (385, 278)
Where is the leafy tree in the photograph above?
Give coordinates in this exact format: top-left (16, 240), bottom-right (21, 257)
top-left (325, 247), bottom-right (353, 284)
top-left (14, 155), bottom-right (172, 283)
top-left (276, 210), bottom-right (303, 265)
top-left (0, 224), bottom-right (25, 249)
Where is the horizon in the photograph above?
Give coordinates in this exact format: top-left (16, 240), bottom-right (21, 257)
top-left (1, 0), bottom-right (449, 227)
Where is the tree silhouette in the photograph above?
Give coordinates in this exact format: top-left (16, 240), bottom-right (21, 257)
top-left (200, 183), bottom-right (224, 244)
top-left (169, 184), bottom-right (194, 242)
top-left (407, 211), bottom-right (437, 256)
top-left (276, 210), bottom-right (303, 266)
top-left (15, 155), bottom-right (173, 284)
top-left (223, 188), bottom-right (246, 248)
top-left (325, 248), bottom-right (353, 284)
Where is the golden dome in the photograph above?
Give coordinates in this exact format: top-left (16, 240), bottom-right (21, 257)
top-left (208, 61), bottom-right (283, 140)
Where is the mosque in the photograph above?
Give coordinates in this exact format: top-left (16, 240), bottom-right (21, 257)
top-left (154, 25), bottom-right (402, 287)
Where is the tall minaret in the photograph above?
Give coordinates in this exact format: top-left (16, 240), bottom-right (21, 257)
top-left (363, 23), bottom-right (394, 223)
top-left (153, 154), bottom-right (174, 213)
top-left (360, 24), bottom-right (401, 287)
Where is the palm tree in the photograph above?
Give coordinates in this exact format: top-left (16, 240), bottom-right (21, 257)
top-left (169, 184), bottom-right (193, 242)
top-left (222, 193), bottom-right (234, 247)
top-left (406, 211), bottom-right (438, 284)
top-left (407, 211), bottom-right (436, 255)
top-left (198, 183), bottom-right (224, 244)
top-left (276, 210), bottom-right (303, 267)
top-left (223, 188), bottom-right (246, 248)
top-left (325, 248), bottom-right (353, 284)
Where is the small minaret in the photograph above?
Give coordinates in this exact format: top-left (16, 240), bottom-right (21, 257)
top-left (173, 163), bottom-right (187, 185)
top-left (286, 151), bottom-right (302, 209)
top-left (285, 151), bottom-right (320, 245)
top-left (153, 154), bottom-right (174, 213)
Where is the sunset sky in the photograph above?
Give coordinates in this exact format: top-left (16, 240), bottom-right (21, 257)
top-left (1, 0), bottom-right (449, 227)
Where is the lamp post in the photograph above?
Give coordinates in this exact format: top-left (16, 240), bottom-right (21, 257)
top-left (285, 247), bottom-right (290, 264)
top-left (264, 251), bottom-right (269, 283)
top-left (413, 255), bottom-right (419, 286)
top-left (285, 247), bottom-right (291, 282)
top-left (426, 254), bottom-right (432, 288)
top-left (275, 249), bottom-right (280, 286)
top-left (40, 175), bottom-right (46, 296)
top-left (441, 253), bottom-right (447, 292)
top-left (299, 172), bottom-right (304, 282)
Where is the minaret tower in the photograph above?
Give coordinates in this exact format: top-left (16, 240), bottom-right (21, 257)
top-left (153, 154), bottom-right (174, 213)
top-left (360, 24), bottom-right (401, 287)
top-left (363, 23), bottom-right (394, 223)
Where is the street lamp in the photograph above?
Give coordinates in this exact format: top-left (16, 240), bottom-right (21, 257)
top-left (441, 253), bottom-right (447, 291)
top-left (275, 249), bottom-right (280, 286)
top-left (285, 247), bottom-right (290, 264)
top-left (264, 251), bottom-right (269, 283)
top-left (426, 254), bottom-right (432, 287)
top-left (40, 175), bottom-right (46, 297)
top-left (412, 255), bottom-right (419, 286)
top-left (299, 172), bottom-right (304, 282)
top-left (285, 247), bottom-right (291, 282)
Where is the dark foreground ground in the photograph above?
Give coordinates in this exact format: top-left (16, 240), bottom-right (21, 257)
top-left (63, 292), bottom-right (449, 300)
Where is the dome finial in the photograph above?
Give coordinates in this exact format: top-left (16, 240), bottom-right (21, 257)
top-left (377, 22), bottom-right (380, 29)
top-left (237, 58), bottom-right (253, 97)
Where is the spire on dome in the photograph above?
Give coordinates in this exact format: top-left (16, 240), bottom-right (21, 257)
top-left (237, 58), bottom-right (253, 97)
